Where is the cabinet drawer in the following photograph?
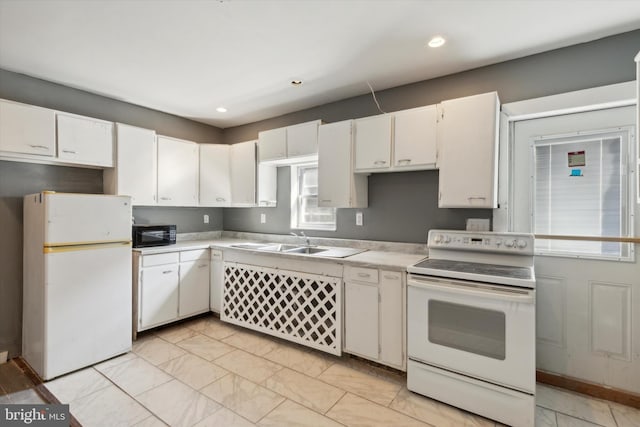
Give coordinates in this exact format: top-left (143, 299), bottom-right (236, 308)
top-left (380, 271), bottom-right (402, 284)
top-left (344, 266), bottom-right (379, 283)
top-left (210, 249), bottom-right (223, 260)
top-left (142, 252), bottom-right (179, 267)
top-left (180, 249), bottom-right (209, 262)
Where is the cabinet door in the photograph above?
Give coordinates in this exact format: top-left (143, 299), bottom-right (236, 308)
top-left (110, 123), bottom-right (157, 205)
top-left (379, 271), bottom-right (404, 368)
top-left (199, 144), bottom-right (231, 206)
top-left (210, 250), bottom-right (223, 313)
top-left (354, 114), bottom-right (392, 171)
top-left (157, 136), bottom-right (199, 206)
top-left (258, 127), bottom-right (286, 162)
top-left (179, 260), bottom-right (210, 317)
top-left (344, 281), bottom-right (379, 360)
top-left (394, 105), bottom-right (437, 169)
top-left (257, 163), bottom-right (277, 207)
top-left (140, 264), bottom-right (179, 329)
top-left (318, 120), bottom-right (368, 208)
top-left (0, 99), bottom-right (56, 156)
top-left (57, 113), bottom-right (114, 167)
top-left (230, 140), bottom-right (256, 206)
top-left (287, 120), bottom-right (319, 158)
top-left (438, 92), bottom-right (499, 208)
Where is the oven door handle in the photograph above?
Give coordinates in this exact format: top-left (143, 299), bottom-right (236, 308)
top-left (408, 276), bottom-right (535, 304)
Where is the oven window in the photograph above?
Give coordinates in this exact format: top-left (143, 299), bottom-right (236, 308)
top-left (428, 300), bottom-right (506, 360)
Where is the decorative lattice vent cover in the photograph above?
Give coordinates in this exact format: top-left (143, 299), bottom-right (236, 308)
top-left (222, 262), bottom-right (342, 355)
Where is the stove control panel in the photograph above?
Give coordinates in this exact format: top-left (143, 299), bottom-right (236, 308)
top-left (428, 230), bottom-right (534, 255)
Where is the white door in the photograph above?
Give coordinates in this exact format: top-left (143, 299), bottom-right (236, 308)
top-left (113, 123), bottom-right (157, 205)
top-left (140, 264), bottom-right (179, 329)
top-left (344, 281), bottom-right (379, 359)
top-left (57, 113), bottom-right (114, 167)
top-left (45, 245), bottom-right (131, 379)
top-left (393, 105), bottom-right (437, 169)
top-left (379, 271), bottom-right (404, 368)
top-left (157, 136), bottom-right (199, 206)
top-left (44, 193), bottom-right (131, 245)
top-left (179, 260), bottom-right (210, 317)
top-left (354, 114), bottom-right (392, 171)
top-left (511, 106), bottom-right (640, 393)
top-left (199, 144), bottom-right (231, 206)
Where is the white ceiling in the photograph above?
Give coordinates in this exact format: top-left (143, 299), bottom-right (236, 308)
top-left (1, 1), bottom-right (639, 129)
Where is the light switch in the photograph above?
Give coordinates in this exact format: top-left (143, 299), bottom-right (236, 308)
top-left (356, 211), bottom-right (363, 226)
top-left (260, 213), bottom-right (266, 224)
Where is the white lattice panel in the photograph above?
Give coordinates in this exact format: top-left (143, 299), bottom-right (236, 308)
top-left (222, 262), bottom-right (342, 355)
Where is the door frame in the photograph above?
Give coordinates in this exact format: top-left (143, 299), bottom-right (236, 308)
top-left (495, 81), bottom-right (636, 232)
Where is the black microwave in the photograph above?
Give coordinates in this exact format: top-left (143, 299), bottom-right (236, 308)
top-left (132, 224), bottom-right (177, 248)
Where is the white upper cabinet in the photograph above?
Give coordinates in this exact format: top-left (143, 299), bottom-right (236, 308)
top-left (157, 136), bottom-right (199, 206)
top-left (354, 114), bottom-right (393, 171)
top-left (437, 91), bottom-right (500, 208)
top-left (257, 163), bottom-right (277, 207)
top-left (393, 105), bottom-right (438, 170)
top-left (230, 140), bottom-right (257, 206)
top-left (104, 123), bottom-right (157, 205)
top-left (258, 120), bottom-right (321, 164)
top-left (258, 127), bottom-right (286, 162)
top-left (0, 99), bottom-right (56, 157)
top-left (318, 120), bottom-right (368, 208)
top-left (56, 113), bottom-right (114, 167)
top-left (286, 120), bottom-right (319, 158)
top-left (199, 144), bottom-right (231, 207)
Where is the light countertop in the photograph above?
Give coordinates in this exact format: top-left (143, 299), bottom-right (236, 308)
top-left (134, 238), bottom-right (427, 271)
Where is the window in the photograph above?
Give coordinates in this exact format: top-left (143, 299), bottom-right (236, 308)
top-left (533, 128), bottom-right (633, 259)
top-left (291, 164), bottom-right (336, 231)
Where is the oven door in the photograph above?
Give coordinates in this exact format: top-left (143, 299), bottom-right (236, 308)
top-left (407, 274), bottom-right (535, 393)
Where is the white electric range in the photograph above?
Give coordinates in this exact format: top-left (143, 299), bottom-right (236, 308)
top-left (407, 229), bottom-right (536, 427)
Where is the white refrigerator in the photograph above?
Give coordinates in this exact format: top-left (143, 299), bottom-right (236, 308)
top-left (23, 191), bottom-right (133, 380)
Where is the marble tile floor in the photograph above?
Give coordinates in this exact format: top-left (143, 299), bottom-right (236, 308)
top-left (33, 316), bottom-right (639, 427)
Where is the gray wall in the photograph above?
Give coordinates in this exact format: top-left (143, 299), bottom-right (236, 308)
top-left (224, 167), bottom-right (490, 243)
top-left (0, 70), bottom-right (225, 357)
top-left (222, 30), bottom-right (640, 240)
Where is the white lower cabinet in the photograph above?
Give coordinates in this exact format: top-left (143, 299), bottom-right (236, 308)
top-left (139, 258), bottom-right (180, 330)
top-left (343, 266), bottom-right (405, 370)
top-left (134, 249), bottom-right (210, 334)
top-left (210, 249), bottom-right (223, 313)
top-left (178, 250), bottom-right (210, 317)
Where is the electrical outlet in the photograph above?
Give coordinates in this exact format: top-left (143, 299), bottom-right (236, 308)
top-left (260, 213), bottom-right (266, 224)
top-left (203, 214), bottom-right (209, 224)
top-left (356, 211), bottom-right (363, 226)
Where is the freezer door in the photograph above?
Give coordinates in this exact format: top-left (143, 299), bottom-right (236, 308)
top-left (43, 193), bottom-right (132, 245)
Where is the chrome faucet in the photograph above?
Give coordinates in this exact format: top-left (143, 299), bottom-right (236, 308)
top-left (290, 231), bottom-right (310, 246)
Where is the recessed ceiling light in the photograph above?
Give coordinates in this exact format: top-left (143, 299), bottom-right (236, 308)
top-left (216, 107), bottom-right (227, 113)
top-left (291, 80), bottom-right (303, 86)
top-left (427, 36), bottom-right (446, 48)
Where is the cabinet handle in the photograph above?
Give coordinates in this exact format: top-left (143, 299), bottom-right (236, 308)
top-left (62, 149), bottom-right (77, 154)
top-left (384, 274), bottom-right (399, 280)
top-left (198, 264), bottom-right (208, 268)
top-left (357, 272), bottom-right (371, 278)
top-left (468, 196), bottom-right (487, 200)
top-left (28, 144), bottom-right (49, 150)
top-left (320, 199), bottom-right (332, 203)
top-left (160, 197), bottom-right (171, 201)
top-left (374, 160), bottom-right (387, 166)
top-left (216, 197), bottom-right (226, 202)
top-left (397, 159), bottom-right (411, 164)
top-left (162, 270), bottom-right (172, 274)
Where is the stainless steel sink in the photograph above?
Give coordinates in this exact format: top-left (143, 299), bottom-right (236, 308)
top-left (229, 242), bottom-right (365, 258)
top-left (283, 246), bottom-right (328, 255)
